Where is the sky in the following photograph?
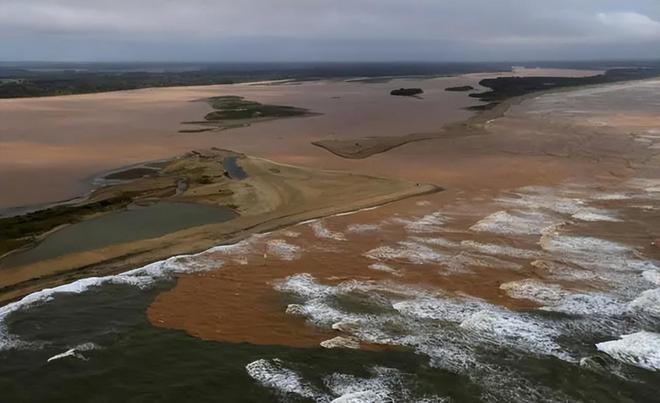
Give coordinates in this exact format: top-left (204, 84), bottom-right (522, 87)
top-left (0, 0), bottom-right (659, 62)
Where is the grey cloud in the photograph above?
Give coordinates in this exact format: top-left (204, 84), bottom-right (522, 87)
top-left (0, 0), bottom-right (658, 61)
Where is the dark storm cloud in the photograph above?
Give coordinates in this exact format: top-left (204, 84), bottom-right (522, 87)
top-left (0, 0), bottom-right (659, 61)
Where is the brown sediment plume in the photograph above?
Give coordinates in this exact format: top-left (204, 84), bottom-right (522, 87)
top-left (147, 207), bottom-right (543, 348)
top-left (0, 69), bottom-right (604, 209)
top-left (147, 77), bottom-right (660, 350)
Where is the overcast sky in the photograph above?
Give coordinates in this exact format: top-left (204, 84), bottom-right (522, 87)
top-left (1, 0), bottom-right (659, 62)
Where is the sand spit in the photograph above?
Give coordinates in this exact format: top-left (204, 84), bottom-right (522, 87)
top-left (310, 99), bottom-right (511, 159)
top-left (0, 150), bottom-right (438, 305)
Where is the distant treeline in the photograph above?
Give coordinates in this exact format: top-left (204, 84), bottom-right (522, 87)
top-left (0, 62), bottom-right (509, 98)
top-left (471, 67), bottom-right (660, 106)
top-left (1, 61), bottom-right (659, 99)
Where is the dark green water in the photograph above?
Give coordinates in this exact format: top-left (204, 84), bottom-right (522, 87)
top-left (0, 280), bottom-right (658, 403)
top-left (1, 202), bottom-right (236, 268)
top-left (0, 282), bottom-right (461, 402)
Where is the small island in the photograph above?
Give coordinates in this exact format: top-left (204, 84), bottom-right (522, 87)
top-left (390, 88), bottom-right (423, 97)
top-left (181, 95), bottom-right (314, 132)
top-left (445, 85), bottom-right (474, 92)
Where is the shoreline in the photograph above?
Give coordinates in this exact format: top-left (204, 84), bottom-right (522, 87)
top-left (0, 69), bottom-right (641, 306)
top-left (311, 76), bottom-right (660, 160)
top-left (0, 153), bottom-right (440, 306)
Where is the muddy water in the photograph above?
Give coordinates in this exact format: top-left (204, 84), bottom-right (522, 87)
top-left (2, 72), bottom-right (660, 402)
top-left (144, 78), bottom-right (660, 400)
top-left (0, 69), bottom-right (600, 209)
top-left (0, 75), bottom-right (478, 209)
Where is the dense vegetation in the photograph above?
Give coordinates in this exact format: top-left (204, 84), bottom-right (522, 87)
top-left (204, 96), bottom-right (308, 121)
top-left (0, 196), bottom-right (133, 256)
top-left (0, 62), bottom-right (510, 98)
top-left (470, 68), bottom-right (660, 104)
top-left (2, 61), bottom-right (658, 99)
top-left (445, 85), bottom-right (474, 92)
top-left (390, 88), bottom-right (424, 96)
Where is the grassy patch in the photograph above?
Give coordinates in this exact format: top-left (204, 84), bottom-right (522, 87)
top-left (0, 196), bottom-right (133, 257)
top-left (203, 96), bottom-right (309, 122)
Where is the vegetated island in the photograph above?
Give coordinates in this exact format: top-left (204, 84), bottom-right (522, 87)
top-left (467, 67), bottom-right (660, 111)
top-left (390, 88), bottom-right (424, 97)
top-left (180, 95), bottom-right (315, 132)
top-left (0, 148), bottom-right (439, 304)
top-left (313, 67), bottom-right (660, 158)
top-left (445, 85), bottom-right (474, 92)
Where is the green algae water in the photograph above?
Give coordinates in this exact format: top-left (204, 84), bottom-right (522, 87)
top-left (0, 202), bottom-right (236, 268)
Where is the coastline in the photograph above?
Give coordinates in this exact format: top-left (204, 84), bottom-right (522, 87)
top-left (0, 154), bottom-right (440, 305)
top-left (1, 69), bottom-right (646, 306)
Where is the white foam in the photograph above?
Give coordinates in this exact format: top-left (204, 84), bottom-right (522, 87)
top-left (265, 239), bottom-right (301, 261)
top-left (346, 224), bottom-right (381, 234)
top-left (0, 238), bottom-right (258, 350)
top-left (571, 208), bottom-right (622, 222)
top-left (540, 234), bottom-right (658, 272)
top-left (409, 236), bottom-right (459, 248)
top-left (500, 279), bottom-right (567, 305)
top-left (547, 294), bottom-right (628, 316)
top-left (593, 193), bottom-right (631, 201)
top-left (392, 211), bottom-right (446, 234)
top-left (331, 391), bottom-right (383, 403)
top-left (279, 274), bottom-right (573, 363)
top-left (320, 336), bottom-right (360, 350)
top-left (274, 273), bottom-right (334, 300)
top-left (642, 270), bottom-right (660, 286)
top-left (365, 241), bottom-right (446, 265)
top-left (0, 275), bottom-right (156, 351)
top-left (596, 332), bottom-right (660, 371)
top-left (461, 240), bottom-right (543, 260)
top-left (311, 221), bottom-right (347, 241)
top-left (470, 210), bottom-right (559, 235)
top-left (460, 309), bottom-right (568, 360)
top-left (246, 359), bottom-right (323, 399)
top-left (367, 263), bottom-right (398, 274)
top-left (629, 288), bottom-right (660, 316)
top-left (501, 279), bottom-right (627, 316)
top-left (496, 189), bottom-right (585, 215)
top-left (439, 252), bottom-right (523, 273)
top-left (626, 178), bottom-right (660, 193)
top-left (46, 342), bottom-right (97, 363)
top-left (274, 273), bottom-right (581, 398)
top-left (47, 348), bottom-right (85, 363)
top-left (325, 367), bottom-right (407, 402)
top-left (393, 296), bottom-right (485, 323)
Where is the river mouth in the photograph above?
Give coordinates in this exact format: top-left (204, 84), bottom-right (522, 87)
top-left (0, 202), bottom-right (236, 269)
top-left (1, 73), bottom-right (659, 402)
